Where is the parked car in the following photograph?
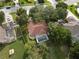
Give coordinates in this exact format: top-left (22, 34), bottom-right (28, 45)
top-left (6, 6), bottom-right (11, 9)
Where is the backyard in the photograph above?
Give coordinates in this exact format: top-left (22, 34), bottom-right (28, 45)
top-left (0, 40), bottom-right (25, 59)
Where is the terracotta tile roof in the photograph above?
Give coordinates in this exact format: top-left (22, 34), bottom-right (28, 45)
top-left (28, 21), bottom-right (48, 37)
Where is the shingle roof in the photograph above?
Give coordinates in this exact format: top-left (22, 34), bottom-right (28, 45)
top-left (28, 21), bottom-right (48, 37)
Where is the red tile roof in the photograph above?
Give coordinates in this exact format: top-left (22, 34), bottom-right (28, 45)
top-left (28, 21), bottom-right (48, 37)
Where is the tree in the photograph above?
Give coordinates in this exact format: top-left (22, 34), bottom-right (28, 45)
top-left (30, 5), bottom-right (67, 22)
top-left (56, 7), bottom-right (68, 20)
top-left (16, 8), bottom-right (27, 26)
top-left (16, 15), bottom-right (27, 26)
top-left (31, 6), bottom-right (59, 22)
top-left (48, 22), bottom-right (72, 46)
top-left (56, 2), bottom-right (68, 9)
top-left (17, 8), bottom-right (26, 16)
top-left (42, 6), bottom-right (59, 22)
top-left (29, 5), bottom-right (44, 22)
top-left (69, 42), bottom-right (79, 59)
top-left (0, 11), bottom-right (5, 25)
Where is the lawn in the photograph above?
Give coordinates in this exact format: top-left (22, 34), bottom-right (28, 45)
top-left (19, 0), bottom-right (51, 6)
top-left (68, 5), bottom-right (79, 19)
top-left (10, 12), bottom-right (17, 21)
top-left (0, 40), bottom-right (25, 59)
top-left (0, 2), bottom-right (14, 8)
top-left (19, 0), bottom-right (35, 6)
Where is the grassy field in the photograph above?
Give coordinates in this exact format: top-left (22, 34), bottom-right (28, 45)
top-left (10, 12), bottom-right (17, 21)
top-left (0, 40), bottom-right (25, 59)
top-left (0, 2), bottom-right (14, 8)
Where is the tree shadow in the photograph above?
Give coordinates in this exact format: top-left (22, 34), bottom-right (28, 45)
top-left (0, 43), bottom-right (6, 51)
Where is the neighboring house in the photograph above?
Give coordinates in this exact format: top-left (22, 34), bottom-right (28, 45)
top-left (27, 18), bottom-right (48, 43)
top-left (1, 20), bottom-right (17, 43)
top-left (0, 14), bottom-right (17, 43)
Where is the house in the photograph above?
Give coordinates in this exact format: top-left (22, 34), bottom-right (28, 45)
top-left (27, 18), bottom-right (48, 43)
top-left (1, 20), bottom-right (17, 43)
top-left (0, 14), bottom-right (17, 43)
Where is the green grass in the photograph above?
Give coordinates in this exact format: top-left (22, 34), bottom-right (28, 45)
top-left (19, 0), bottom-right (35, 6)
top-left (44, 0), bottom-right (52, 6)
top-left (10, 12), bottom-right (17, 21)
top-left (0, 40), bottom-right (25, 59)
top-left (4, 2), bottom-right (15, 6)
top-left (68, 5), bottom-right (79, 19)
top-left (0, 2), bottom-right (15, 8)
